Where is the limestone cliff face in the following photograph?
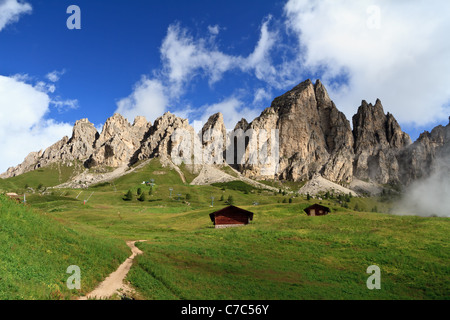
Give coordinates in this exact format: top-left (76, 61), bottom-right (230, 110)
top-left (67, 118), bottom-right (99, 160)
top-left (87, 114), bottom-right (150, 168)
top-left (397, 120), bottom-right (450, 185)
top-left (1, 79), bottom-right (448, 190)
top-left (133, 112), bottom-right (194, 163)
top-left (0, 119), bottom-right (98, 178)
top-left (239, 79), bottom-right (354, 183)
top-left (201, 112), bottom-right (227, 165)
top-left (352, 100), bottom-right (411, 184)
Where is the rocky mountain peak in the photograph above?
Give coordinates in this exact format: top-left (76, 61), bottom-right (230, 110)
top-left (133, 116), bottom-right (149, 128)
top-left (202, 113), bottom-right (226, 135)
top-left (133, 112), bottom-right (193, 164)
top-left (313, 79), bottom-right (332, 106)
top-left (353, 99), bottom-right (411, 150)
top-left (240, 79), bottom-right (354, 183)
top-left (70, 118), bottom-right (98, 144)
top-left (87, 113), bottom-right (151, 168)
top-left (1, 79), bottom-right (447, 191)
top-left (234, 118), bottom-right (249, 131)
top-left (352, 99), bottom-right (411, 183)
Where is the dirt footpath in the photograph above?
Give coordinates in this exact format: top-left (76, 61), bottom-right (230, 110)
top-left (79, 240), bottom-right (146, 300)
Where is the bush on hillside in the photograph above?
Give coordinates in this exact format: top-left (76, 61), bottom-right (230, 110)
top-left (124, 190), bottom-right (133, 201)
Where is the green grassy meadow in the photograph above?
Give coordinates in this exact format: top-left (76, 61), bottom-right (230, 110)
top-left (0, 159), bottom-right (449, 300)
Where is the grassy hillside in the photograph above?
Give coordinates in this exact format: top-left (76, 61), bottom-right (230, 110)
top-left (0, 194), bottom-right (129, 300)
top-left (127, 206), bottom-right (449, 300)
top-left (0, 161), bottom-right (83, 193)
top-left (1, 159), bottom-right (448, 300)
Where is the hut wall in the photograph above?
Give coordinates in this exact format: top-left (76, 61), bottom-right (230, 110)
top-left (215, 213), bottom-right (249, 226)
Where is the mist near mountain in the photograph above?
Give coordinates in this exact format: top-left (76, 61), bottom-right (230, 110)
top-left (393, 158), bottom-right (450, 218)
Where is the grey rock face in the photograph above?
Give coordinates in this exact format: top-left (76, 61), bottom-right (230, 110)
top-left (87, 114), bottom-right (150, 168)
top-left (0, 119), bottom-right (99, 178)
top-left (238, 79), bottom-right (354, 183)
top-left (201, 112), bottom-right (227, 165)
top-left (352, 99), bottom-right (411, 184)
top-left (1, 80), bottom-right (448, 191)
top-left (133, 112), bottom-right (194, 163)
top-left (397, 120), bottom-right (450, 185)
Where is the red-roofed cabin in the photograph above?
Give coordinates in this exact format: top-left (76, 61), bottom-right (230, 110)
top-left (304, 204), bottom-right (330, 216)
top-left (209, 205), bottom-right (254, 229)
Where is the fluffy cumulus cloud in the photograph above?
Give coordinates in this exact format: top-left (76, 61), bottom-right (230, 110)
top-left (283, 0), bottom-right (450, 126)
top-left (160, 23), bottom-right (239, 90)
top-left (0, 75), bottom-right (73, 173)
top-left (118, 0), bottom-right (450, 132)
top-left (253, 87), bottom-right (273, 106)
top-left (160, 19), bottom-right (278, 89)
top-left (116, 19), bottom-right (278, 125)
top-left (0, 0), bottom-right (32, 31)
top-left (115, 76), bottom-right (168, 123)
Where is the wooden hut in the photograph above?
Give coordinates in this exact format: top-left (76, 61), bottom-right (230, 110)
top-left (304, 204), bottom-right (330, 216)
top-left (6, 193), bottom-right (21, 203)
top-left (209, 205), bottom-right (254, 229)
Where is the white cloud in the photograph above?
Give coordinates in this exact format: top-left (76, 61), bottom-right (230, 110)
top-left (34, 80), bottom-right (56, 94)
top-left (122, 2), bottom-right (450, 131)
top-left (0, 0), bottom-right (32, 31)
top-left (160, 23), bottom-right (238, 90)
top-left (393, 158), bottom-right (450, 217)
top-left (284, 0), bottom-right (450, 127)
top-left (0, 75), bottom-right (73, 173)
top-left (208, 25), bottom-right (220, 35)
top-left (115, 76), bottom-right (168, 123)
top-left (46, 70), bottom-right (66, 82)
top-left (198, 97), bottom-right (260, 130)
top-left (119, 20), bottom-right (278, 125)
top-left (50, 98), bottom-right (79, 112)
top-left (253, 88), bottom-right (273, 106)
top-left (243, 16), bottom-right (278, 84)
top-left (160, 19), bottom-right (281, 90)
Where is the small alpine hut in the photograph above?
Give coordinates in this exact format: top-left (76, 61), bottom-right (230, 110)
top-left (6, 193), bottom-right (21, 203)
top-left (304, 204), bottom-right (330, 216)
top-left (209, 205), bottom-right (254, 229)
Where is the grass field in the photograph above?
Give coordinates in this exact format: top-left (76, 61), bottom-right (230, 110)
top-left (0, 159), bottom-right (449, 300)
top-left (0, 161), bottom-right (84, 193)
top-left (0, 195), bottom-right (129, 300)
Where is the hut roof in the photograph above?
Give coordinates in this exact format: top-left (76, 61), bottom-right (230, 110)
top-left (304, 204), bottom-right (331, 214)
top-left (209, 205), bottom-right (254, 223)
top-left (6, 193), bottom-right (19, 197)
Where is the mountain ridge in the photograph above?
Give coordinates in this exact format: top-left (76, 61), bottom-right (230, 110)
top-left (2, 79), bottom-right (449, 190)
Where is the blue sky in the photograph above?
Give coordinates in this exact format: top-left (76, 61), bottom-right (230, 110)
top-left (1, 0), bottom-right (450, 172)
top-left (1, 0), bottom-right (289, 125)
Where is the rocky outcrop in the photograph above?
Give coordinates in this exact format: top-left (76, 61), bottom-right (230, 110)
top-left (2, 79), bottom-right (448, 192)
top-left (352, 99), bottom-right (411, 184)
top-left (133, 112), bottom-right (194, 164)
top-left (201, 112), bottom-right (227, 165)
top-left (0, 150), bottom-right (42, 178)
top-left (87, 114), bottom-right (150, 168)
top-left (234, 118), bottom-right (250, 131)
top-left (67, 118), bottom-right (99, 160)
top-left (0, 119), bottom-right (99, 178)
top-left (397, 119), bottom-right (450, 185)
top-left (238, 79), bottom-right (354, 183)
